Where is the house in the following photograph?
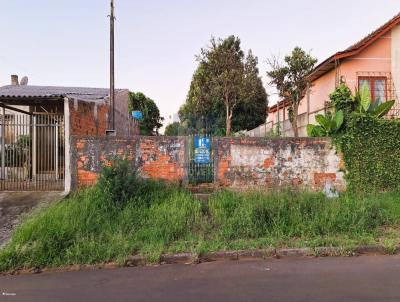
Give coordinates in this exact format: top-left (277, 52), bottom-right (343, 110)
top-left (0, 75), bottom-right (136, 192)
top-left (265, 13), bottom-right (400, 137)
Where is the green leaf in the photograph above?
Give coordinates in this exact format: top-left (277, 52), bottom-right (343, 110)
top-left (307, 124), bottom-right (315, 137)
top-left (310, 125), bottom-right (326, 137)
top-left (334, 110), bottom-right (344, 130)
top-left (359, 83), bottom-right (371, 112)
top-left (315, 114), bottom-right (330, 130)
top-left (372, 100), bottom-right (395, 118)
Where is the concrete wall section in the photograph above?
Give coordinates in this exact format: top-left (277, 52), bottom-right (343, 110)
top-left (214, 137), bottom-right (345, 191)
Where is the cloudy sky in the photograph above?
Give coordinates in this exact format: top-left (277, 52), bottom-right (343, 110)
top-left (1, 0), bottom-right (400, 126)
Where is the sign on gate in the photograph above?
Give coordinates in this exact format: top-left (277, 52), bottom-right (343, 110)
top-left (194, 135), bottom-right (211, 164)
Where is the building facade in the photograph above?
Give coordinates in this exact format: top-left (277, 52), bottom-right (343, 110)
top-left (264, 13), bottom-right (400, 137)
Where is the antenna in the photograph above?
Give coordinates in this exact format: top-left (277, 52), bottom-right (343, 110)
top-left (20, 76), bottom-right (28, 86)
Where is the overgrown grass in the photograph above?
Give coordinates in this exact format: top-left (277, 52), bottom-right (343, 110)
top-left (1, 170), bottom-right (400, 272)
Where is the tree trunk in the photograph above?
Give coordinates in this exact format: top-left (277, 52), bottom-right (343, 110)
top-left (291, 103), bottom-right (299, 137)
top-left (226, 104), bottom-right (232, 136)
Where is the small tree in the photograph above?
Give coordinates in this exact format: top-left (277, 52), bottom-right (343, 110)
top-left (129, 92), bottom-right (164, 135)
top-left (267, 47), bottom-right (317, 137)
top-left (181, 36), bottom-right (267, 136)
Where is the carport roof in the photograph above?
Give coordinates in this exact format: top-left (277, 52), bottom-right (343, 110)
top-left (0, 85), bottom-right (115, 102)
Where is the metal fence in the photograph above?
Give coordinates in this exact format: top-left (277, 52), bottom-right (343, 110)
top-left (188, 134), bottom-right (214, 184)
top-left (0, 112), bottom-right (64, 191)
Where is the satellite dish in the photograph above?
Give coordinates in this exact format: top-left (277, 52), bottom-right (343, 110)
top-left (20, 76), bottom-right (28, 86)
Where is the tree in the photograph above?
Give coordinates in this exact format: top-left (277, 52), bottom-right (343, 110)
top-left (180, 36), bottom-right (267, 136)
top-left (267, 47), bottom-right (317, 137)
top-left (164, 122), bottom-right (188, 136)
top-left (129, 92), bottom-right (163, 135)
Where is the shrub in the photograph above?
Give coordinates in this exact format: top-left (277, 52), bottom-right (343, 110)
top-left (97, 159), bottom-right (139, 207)
top-left (336, 116), bottom-right (400, 192)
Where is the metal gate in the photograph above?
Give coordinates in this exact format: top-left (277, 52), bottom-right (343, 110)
top-left (0, 111), bottom-right (64, 191)
top-left (188, 134), bottom-right (214, 184)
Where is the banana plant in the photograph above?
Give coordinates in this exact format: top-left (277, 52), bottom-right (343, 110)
top-left (355, 83), bottom-right (395, 118)
top-left (307, 110), bottom-right (344, 137)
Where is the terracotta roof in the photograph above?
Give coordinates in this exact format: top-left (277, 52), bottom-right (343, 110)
top-left (308, 12), bottom-right (400, 82)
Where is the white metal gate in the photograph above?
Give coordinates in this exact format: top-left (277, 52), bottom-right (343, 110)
top-left (0, 111), bottom-right (64, 191)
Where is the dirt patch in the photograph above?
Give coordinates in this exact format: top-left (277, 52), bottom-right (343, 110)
top-left (0, 192), bottom-right (64, 247)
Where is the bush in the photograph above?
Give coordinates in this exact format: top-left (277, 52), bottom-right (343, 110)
top-left (336, 116), bottom-right (400, 192)
top-left (97, 159), bottom-right (139, 207)
top-left (97, 158), bottom-right (173, 208)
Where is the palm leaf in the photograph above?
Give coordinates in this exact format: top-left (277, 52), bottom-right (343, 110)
top-left (334, 110), bottom-right (344, 129)
top-left (307, 124), bottom-right (315, 137)
top-left (359, 83), bottom-right (371, 112)
top-left (372, 100), bottom-right (395, 118)
top-left (315, 114), bottom-right (330, 130)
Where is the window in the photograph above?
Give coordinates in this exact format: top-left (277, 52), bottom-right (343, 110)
top-left (358, 77), bottom-right (387, 105)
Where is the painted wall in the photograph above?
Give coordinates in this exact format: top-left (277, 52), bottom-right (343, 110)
top-left (392, 26), bottom-right (400, 100)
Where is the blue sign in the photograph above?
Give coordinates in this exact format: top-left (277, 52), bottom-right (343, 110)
top-left (194, 136), bottom-right (211, 164)
top-left (132, 111), bottom-right (143, 120)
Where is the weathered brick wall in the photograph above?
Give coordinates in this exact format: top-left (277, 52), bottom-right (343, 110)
top-left (214, 137), bottom-right (345, 191)
top-left (136, 137), bottom-right (186, 181)
top-left (70, 136), bottom-right (186, 189)
top-left (70, 136), bottom-right (344, 191)
top-left (69, 90), bottom-right (136, 137)
top-left (70, 137), bottom-right (137, 188)
top-left (69, 99), bottom-right (109, 136)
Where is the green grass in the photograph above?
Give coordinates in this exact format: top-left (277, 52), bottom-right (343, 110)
top-left (1, 180), bottom-right (400, 272)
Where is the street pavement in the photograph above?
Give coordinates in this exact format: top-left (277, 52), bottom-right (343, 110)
top-left (1, 255), bottom-right (400, 302)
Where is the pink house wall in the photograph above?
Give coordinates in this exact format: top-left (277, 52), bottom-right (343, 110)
top-left (267, 31), bottom-right (393, 132)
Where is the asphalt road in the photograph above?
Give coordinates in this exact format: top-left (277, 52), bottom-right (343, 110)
top-left (2, 255), bottom-right (400, 302)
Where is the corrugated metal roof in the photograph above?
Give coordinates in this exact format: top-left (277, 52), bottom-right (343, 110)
top-left (0, 85), bottom-right (126, 102)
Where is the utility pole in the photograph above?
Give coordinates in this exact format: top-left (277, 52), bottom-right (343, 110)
top-left (109, 0), bottom-right (115, 131)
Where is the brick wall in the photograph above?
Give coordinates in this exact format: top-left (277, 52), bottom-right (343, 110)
top-left (136, 137), bottom-right (186, 181)
top-left (70, 137), bottom-right (137, 188)
top-left (69, 90), bottom-right (136, 137)
top-left (70, 136), bottom-right (345, 191)
top-left (69, 99), bottom-right (109, 136)
top-left (214, 137), bottom-right (345, 191)
top-left (70, 136), bottom-right (186, 189)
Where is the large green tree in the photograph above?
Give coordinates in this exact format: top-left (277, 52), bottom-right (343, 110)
top-left (129, 92), bottom-right (163, 135)
top-left (180, 36), bottom-right (268, 136)
top-left (267, 47), bottom-right (317, 137)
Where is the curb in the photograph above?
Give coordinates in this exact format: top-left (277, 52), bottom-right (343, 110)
top-left (3, 244), bottom-right (399, 275)
top-left (126, 244), bottom-right (400, 267)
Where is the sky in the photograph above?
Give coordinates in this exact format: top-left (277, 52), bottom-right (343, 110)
top-left (1, 0), bottom-right (400, 126)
